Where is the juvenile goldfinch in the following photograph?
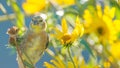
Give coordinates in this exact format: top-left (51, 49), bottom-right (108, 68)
top-left (17, 15), bottom-right (49, 68)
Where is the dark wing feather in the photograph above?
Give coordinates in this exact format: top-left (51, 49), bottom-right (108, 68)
top-left (45, 34), bottom-right (49, 49)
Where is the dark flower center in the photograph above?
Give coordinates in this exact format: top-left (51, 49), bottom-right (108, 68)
top-left (61, 34), bottom-right (71, 44)
top-left (97, 27), bottom-right (104, 35)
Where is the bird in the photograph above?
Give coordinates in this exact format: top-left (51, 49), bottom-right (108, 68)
top-left (16, 14), bottom-right (49, 68)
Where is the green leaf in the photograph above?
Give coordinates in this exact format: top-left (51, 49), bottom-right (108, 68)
top-left (118, 32), bottom-right (120, 39)
top-left (64, 7), bottom-right (79, 15)
top-left (80, 39), bottom-right (95, 58)
top-left (23, 60), bottom-right (34, 68)
top-left (115, 7), bottom-right (120, 19)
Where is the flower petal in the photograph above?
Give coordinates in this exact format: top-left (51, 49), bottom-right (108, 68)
top-left (68, 62), bottom-right (74, 68)
top-left (55, 56), bottom-right (66, 68)
top-left (52, 28), bottom-right (63, 39)
top-left (72, 16), bottom-right (84, 37)
top-left (22, 0), bottom-right (45, 14)
top-left (83, 10), bottom-right (92, 27)
top-left (50, 60), bottom-right (60, 68)
top-left (76, 16), bottom-right (80, 25)
top-left (97, 5), bottom-right (102, 18)
top-left (53, 0), bottom-right (75, 6)
top-left (62, 18), bottom-right (68, 33)
top-left (110, 7), bottom-right (116, 19)
top-left (44, 62), bottom-right (55, 68)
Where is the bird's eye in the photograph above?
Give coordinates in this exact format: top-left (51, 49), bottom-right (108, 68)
top-left (39, 19), bottom-right (43, 22)
top-left (32, 19), bottom-right (38, 25)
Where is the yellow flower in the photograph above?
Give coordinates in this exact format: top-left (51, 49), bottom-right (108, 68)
top-left (53, 0), bottom-right (75, 7)
top-left (22, 0), bottom-right (46, 15)
top-left (113, 20), bottom-right (120, 32)
top-left (110, 41), bottom-right (120, 59)
top-left (103, 61), bottom-right (111, 68)
top-left (52, 17), bottom-right (84, 45)
top-left (44, 56), bottom-right (87, 68)
top-left (83, 5), bottom-right (117, 44)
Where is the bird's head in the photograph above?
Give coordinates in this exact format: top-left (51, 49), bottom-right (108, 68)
top-left (29, 15), bottom-right (47, 32)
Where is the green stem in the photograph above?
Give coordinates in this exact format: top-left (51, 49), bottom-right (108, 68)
top-left (67, 47), bottom-right (76, 68)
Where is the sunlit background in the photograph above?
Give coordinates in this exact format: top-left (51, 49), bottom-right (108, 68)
top-left (0, 0), bottom-right (120, 68)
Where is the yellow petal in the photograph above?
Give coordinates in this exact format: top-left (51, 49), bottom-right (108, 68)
top-left (68, 62), bottom-right (74, 68)
top-left (79, 25), bottom-right (84, 37)
top-left (103, 61), bottom-right (110, 68)
top-left (73, 16), bottom-right (84, 37)
top-left (71, 27), bottom-right (79, 41)
top-left (73, 56), bottom-right (79, 68)
top-left (26, 0), bottom-right (45, 4)
top-left (63, 0), bottom-right (75, 6)
top-left (71, 17), bottom-right (84, 42)
top-left (22, 3), bottom-right (39, 14)
top-left (103, 5), bottom-right (116, 19)
top-left (51, 28), bottom-right (63, 39)
top-left (103, 14), bottom-right (112, 25)
top-left (22, 0), bottom-right (45, 14)
top-left (76, 16), bottom-right (80, 25)
top-left (110, 42), bottom-right (120, 59)
top-left (62, 18), bottom-right (68, 33)
top-left (104, 6), bottom-right (109, 15)
top-left (54, 28), bottom-right (62, 34)
top-left (44, 62), bottom-right (55, 68)
top-left (53, 0), bottom-right (75, 6)
top-left (110, 7), bottom-right (116, 19)
top-left (97, 5), bottom-right (102, 18)
top-left (50, 60), bottom-right (61, 68)
top-left (113, 20), bottom-right (120, 31)
top-left (83, 10), bottom-right (92, 27)
top-left (55, 56), bottom-right (66, 68)
top-left (53, 0), bottom-right (63, 5)
top-left (80, 59), bottom-right (88, 68)
top-left (51, 34), bottom-right (62, 40)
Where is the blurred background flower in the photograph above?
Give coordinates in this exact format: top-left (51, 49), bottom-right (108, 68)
top-left (44, 56), bottom-right (87, 68)
top-left (83, 5), bottom-right (117, 44)
top-left (53, 0), bottom-right (75, 7)
top-left (22, 0), bottom-right (46, 15)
